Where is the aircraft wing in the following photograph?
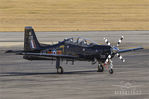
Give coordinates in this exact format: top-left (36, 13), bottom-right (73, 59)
top-left (118, 47), bottom-right (143, 53)
top-left (5, 50), bottom-right (77, 58)
top-left (18, 52), bottom-right (78, 58)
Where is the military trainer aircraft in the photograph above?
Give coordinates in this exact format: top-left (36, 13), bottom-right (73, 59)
top-left (6, 26), bottom-right (143, 74)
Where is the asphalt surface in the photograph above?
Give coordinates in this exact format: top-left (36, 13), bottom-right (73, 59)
top-left (0, 31), bottom-right (149, 99)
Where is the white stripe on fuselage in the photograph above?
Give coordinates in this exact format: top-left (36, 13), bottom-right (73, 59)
top-left (30, 36), bottom-right (35, 48)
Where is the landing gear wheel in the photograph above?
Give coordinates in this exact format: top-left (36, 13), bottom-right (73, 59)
top-left (57, 66), bottom-right (64, 74)
top-left (109, 69), bottom-right (113, 74)
top-left (97, 65), bottom-right (104, 72)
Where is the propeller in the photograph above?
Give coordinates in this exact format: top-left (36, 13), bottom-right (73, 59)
top-left (104, 35), bottom-right (125, 64)
top-left (116, 53), bottom-right (125, 62)
top-left (105, 54), bottom-right (112, 64)
top-left (104, 54), bottom-right (113, 71)
top-left (104, 38), bottom-right (111, 45)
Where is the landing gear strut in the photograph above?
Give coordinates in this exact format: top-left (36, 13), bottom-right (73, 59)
top-left (97, 64), bottom-right (104, 72)
top-left (56, 57), bottom-right (64, 74)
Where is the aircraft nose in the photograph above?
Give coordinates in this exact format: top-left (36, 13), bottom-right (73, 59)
top-left (112, 46), bottom-right (119, 53)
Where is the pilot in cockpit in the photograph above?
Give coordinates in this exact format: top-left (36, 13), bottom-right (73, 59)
top-left (78, 39), bottom-right (88, 45)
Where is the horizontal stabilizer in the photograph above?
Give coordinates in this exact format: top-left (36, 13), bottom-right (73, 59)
top-left (5, 50), bottom-right (24, 54)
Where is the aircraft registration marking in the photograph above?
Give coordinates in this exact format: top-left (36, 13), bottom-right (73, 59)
top-left (47, 50), bottom-right (62, 55)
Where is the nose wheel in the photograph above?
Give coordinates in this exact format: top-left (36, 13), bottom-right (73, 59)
top-left (57, 66), bottom-right (64, 74)
top-left (109, 69), bottom-right (113, 74)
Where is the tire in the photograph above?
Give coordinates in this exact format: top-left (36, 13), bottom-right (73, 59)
top-left (109, 69), bottom-right (113, 74)
top-left (57, 66), bottom-right (64, 74)
top-left (97, 65), bottom-right (104, 72)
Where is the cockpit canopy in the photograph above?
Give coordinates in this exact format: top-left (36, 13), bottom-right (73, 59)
top-left (64, 37), bottom-right (98, 46)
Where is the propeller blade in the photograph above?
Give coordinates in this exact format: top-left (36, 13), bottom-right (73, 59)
top-left (105, 55), bottom-right (112, 64)
top-left (104, 38), bottom-right (111, 46)
top-left (116, 53), bottom-right (125, 62)
top-left (117, 36), bottom-right (124, 47)
top-left (104, 58), bottom-right (113, 70)
top-left (105, 58), bottom-right (109, 64)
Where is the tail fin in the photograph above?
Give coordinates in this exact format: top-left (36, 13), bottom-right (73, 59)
top-left (24, 26), bottom-right (40, 51)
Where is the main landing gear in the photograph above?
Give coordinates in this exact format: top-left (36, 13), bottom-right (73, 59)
top-left (97, 64), bottom-right (104, 72)
top-left (57, 66), bottom-right (63, 74)
top-left (56, 57), bottom-right (64, 74)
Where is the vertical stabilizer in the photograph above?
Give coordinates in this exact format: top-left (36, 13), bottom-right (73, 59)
top-left (24, 26), bottom-right (40, 51)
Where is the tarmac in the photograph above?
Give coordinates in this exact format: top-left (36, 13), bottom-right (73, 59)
top-left (0, 31), bottom-right (149, 99)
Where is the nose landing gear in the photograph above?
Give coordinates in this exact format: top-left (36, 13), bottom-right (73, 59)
top-left (97, 59), bottom-right (114, 74)
top-left (109, 68), bottom-right (113, 74)
top-left (108, 59), bottom-right (114, 74)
